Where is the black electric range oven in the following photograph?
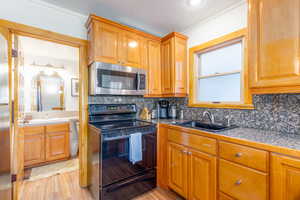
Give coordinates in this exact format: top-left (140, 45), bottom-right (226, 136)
top-left (88, 104), bottom-right (157, 200)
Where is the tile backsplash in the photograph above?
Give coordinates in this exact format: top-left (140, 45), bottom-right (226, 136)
top-left (89, 94), bottom-right (300, 134)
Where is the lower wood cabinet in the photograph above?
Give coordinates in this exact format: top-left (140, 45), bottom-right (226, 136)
top-left (219, 192), bottom-right (235, 200)
top-left (159, 125), bottom-right (300, 200)
top-left (23, 123), bottom-right (70, 167)
top-left (168, 142), bottom-right (188, 198)
top-left (219, 159), bottom-right (268, 200)
top-left (23, 126), bottom-right (45, 166)
top-left (167, 142), bottom-right (216, 200)
top-left (189, 148), bottom-right (216, 200)
top-left (271, 154), bottom-right (300, 200)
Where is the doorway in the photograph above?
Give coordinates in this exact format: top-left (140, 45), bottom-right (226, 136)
top-left (16, 36), bottom-right (80, 182)
top-left (0, 19), bottom-right (89, 200)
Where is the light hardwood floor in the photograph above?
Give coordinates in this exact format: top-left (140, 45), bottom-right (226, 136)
top-left (19, 170), bottom-right (182, 200)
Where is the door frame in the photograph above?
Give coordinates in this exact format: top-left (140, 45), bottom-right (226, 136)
top-left (0, 19), bottom-right (89, 200)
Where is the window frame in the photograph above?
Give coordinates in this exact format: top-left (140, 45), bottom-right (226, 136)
top-left (188, 29), bottom-right (254, 109)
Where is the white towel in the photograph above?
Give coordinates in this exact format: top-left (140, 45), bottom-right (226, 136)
top-left (129, 132), bottom-right (143, 164)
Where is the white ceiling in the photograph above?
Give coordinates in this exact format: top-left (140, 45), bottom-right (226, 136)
top-left (40, 0), bottom-right (243, 36)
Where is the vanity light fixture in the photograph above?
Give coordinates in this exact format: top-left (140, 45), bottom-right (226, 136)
top-left (128, 41), bottom-right (138, 48)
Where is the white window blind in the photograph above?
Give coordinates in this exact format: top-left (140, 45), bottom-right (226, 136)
top-left (196, 41), bottom-right (243, 103)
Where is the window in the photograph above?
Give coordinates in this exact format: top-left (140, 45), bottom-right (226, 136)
top-left (189, 29), bottom-right (253, 109)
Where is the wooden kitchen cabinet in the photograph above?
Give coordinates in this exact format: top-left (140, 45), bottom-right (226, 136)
top-left (22, 123), bottom-right (70, 168)
top-left (121, 31), bottom-right (141, 68)
top-left (86, 15), bottom-right (161, 68)
top-left (168, 142), bottom-right (188, 198)
top-left (248, 0), bottom-right (300, 94)
top-left (45, 124), bottom-right (70, 161)
top-left (271, 154), bottom-right (300, 200)
top-left (87, 21), bottom-right (122, 65)
top-left (161, 32), bottom-right (188, 97)
top-left (147, 40), bottom-right (162, 96)
top-left (161, 39), bottom-right (173, 94)
top-left (23, 126), bottom-right (45, 167)
top-left (189, 149), bottom-right (217, 200)
top-left (167, 140), bottom-right (217, 200)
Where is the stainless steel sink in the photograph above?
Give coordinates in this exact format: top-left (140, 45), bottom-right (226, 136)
top-left (176, 121), bottom-right (237, 132)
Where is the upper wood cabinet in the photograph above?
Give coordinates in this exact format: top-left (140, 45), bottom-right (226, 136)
top-left (161, 33), bottom-right (188, 97)
top-left (147, 40), bottom-right (162, 96)
top-left (271, 154), bottom-right (300, 200)
top-left (86, 15), bottom-right (161, 68)
top-left (87, 22), bottom-right (122, 65)
top-left (248, 0), bottom-right (300, 94)
top-left (121, 31), bottom-right (142, 68)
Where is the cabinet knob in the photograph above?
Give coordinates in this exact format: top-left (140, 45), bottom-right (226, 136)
top-left (235, 180), bottom-right (242, 185)
top-left (235, 152), bottom-right (243, 157)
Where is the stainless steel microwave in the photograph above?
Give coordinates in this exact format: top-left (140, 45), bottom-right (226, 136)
top-left (89, 62), bottom-right (147, 95)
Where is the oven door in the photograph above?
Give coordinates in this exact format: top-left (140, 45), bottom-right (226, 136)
top-left (101, 133), bottom-right (156, 187)
top-left (89, 62), bottom-right (147, 95)
top-left (101, 132), bottom-right (156, 200)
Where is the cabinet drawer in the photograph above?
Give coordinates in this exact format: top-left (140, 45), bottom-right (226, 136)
top-left (46, 123), bottom-right (69, 133)
top-left (168, 129), bottom-right (217, 155)
top-left (219, 141), bottom-right (268, 172)
top-left (219, 159), bottom-right (268, 200)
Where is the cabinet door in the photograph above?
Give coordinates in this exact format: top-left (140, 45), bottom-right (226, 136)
top-left (189, 149), bottom-right (217, 200)
top-left (174, 37), bottom-right (187, 95)
top-left (23, 126), bottom-right (45, 167)
top-left (121, 31), bottom-right (141, 68)
top-left (140, 37), bottom-right (148, 69)
top-left (161, 39), bottom-right (173, 94)
top-left (249, 0), bottom-right (300, 91)
top-left (45, 124), bottom-right (70, 161)
top-left (167, 142), bottom-right (188, 198)
top-left (271, 154), bottom-right (300, 200)
top-left (147, 41), bottom-right (161, 95)
top-left (94, 22), bottom-right (121, 64)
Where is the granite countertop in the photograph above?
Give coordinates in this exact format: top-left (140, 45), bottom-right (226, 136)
top-left (145, 118), bottom-right (300, 151)
top-left (218, 127), bottom-right (300, 151)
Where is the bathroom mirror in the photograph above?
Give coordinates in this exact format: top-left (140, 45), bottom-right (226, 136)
top-left (32, 71), bottom-right (65, 112)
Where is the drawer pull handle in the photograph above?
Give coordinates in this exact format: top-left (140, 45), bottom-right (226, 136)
top-left (235, 180), bottom-right (242, 185)
top-left (202, 144), bottom-right (211, 147)
top-left (235, 152), bottom-right (243, 157)
top-left (187, 152), bottom-right (192, 155)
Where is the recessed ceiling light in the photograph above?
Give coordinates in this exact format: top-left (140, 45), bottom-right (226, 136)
top-left (188, 0), bottom-right (203, 6)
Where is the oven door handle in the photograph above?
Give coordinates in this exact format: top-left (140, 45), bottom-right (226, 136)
top-left (103, 132), bottom-right (154, 142)
top-left (103, 135), bottom-right (130, 142)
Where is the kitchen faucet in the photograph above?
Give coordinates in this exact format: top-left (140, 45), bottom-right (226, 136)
top-left (203, 111), bottom-right (215, 124)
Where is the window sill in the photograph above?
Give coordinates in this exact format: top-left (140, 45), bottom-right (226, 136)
top-left (188, 102), bottom-right (254, 110)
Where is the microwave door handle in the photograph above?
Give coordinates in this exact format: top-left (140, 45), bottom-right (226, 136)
top-left (137, 73), bottom-right (140, 90)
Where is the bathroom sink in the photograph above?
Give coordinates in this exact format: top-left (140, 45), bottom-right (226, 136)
top-left (177, 121), bottom-right (237, 132)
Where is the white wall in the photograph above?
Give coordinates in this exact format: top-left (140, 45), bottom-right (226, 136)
top-left (0, 0), bottom-right (87, 39)
top-left (183, 1), bottom-right (247, 47)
